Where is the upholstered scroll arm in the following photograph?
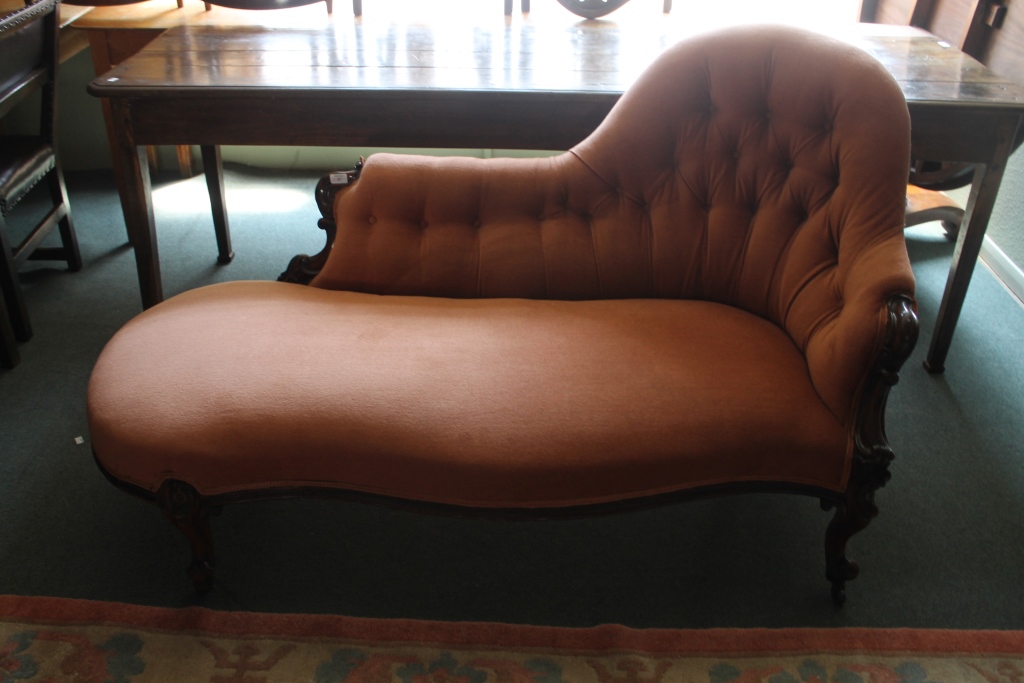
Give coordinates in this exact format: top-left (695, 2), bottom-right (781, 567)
top-left (801, 231), bottom-right (918, 434)
top-left (306, 152), bottom-right (621, 299)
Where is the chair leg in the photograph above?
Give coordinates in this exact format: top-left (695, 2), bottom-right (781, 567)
top-left (49, 161), bottom-right (82, 272)
top-left (0, 290), bottom-right (19, 369)
top-left (200, 145), bottom-right (234, 264)
top-left (0, 214), bottom-right (32, 342)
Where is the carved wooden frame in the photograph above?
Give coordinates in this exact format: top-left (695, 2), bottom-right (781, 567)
top-left (103, 173), bottom-right (919, 604)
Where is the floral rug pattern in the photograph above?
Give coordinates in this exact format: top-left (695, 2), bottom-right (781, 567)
top-left (2, 596), bottom-right (1023, 682)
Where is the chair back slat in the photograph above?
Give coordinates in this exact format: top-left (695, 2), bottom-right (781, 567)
top-left (0, 0), bottom-right (52, 111)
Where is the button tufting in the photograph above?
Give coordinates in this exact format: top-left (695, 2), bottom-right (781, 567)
top-left (367, 215), bottom-right (377, 225)
top-left (472, 219), bottom-right (482, 229)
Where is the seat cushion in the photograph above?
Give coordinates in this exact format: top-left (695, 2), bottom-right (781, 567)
top-left (0, 136), bottom-right (53, 216)
top-left (87, 281), bottom-right (850, 508)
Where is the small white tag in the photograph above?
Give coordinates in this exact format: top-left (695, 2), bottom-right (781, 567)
top-left (329, 172), bottom-right (350, 185)
top-left (74, 436), bottom-right (85, 445)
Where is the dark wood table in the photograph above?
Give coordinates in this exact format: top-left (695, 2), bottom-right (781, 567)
top-left (87, 13), bottom-right (1024, 373)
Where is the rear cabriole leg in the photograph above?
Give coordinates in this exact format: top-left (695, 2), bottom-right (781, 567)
top-left (157, 479), bottom-right (216, 595)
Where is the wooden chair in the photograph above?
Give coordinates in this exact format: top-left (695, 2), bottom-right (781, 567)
top-left (201, 0), bottom-right (359, 14)
top-left (861, 0), bottom-right (1014, 238)
top-left (905, 183), bottom-right (964, 240)
top-left (60, 0), bottom-right (355, 12)
top-left (0, 0), bottom-right (82, 347)
top-left (505, 0), bottom-right (672, 17)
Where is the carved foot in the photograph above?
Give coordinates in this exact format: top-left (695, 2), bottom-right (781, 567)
top-left (821, 497), bottom-right (865, 606)
top-left (157, 480), bottom-right (216, 595)
top-left (826, 553), bottom-right (860, 605)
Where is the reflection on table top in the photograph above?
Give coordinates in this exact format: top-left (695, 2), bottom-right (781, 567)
top-left (87, 12), bottom-right (1024, 115)
top-left (71, 0), bottom-right (860, 31)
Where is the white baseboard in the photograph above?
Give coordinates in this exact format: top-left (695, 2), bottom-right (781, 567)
top-left (980, 237), bottom-right (1024, 309)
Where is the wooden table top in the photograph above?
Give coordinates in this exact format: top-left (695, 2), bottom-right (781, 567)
top-left (85, 4), bottom-right (1024, 116)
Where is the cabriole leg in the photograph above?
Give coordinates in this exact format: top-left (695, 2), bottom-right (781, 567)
top-left (157, 479), bottom-right (215, 595)
top-left (823, 295), bottom-right (917, 604)
top-left (821, 497), bottom-right (864, 605)
top-left (820, 452), bottom-right (892, 605)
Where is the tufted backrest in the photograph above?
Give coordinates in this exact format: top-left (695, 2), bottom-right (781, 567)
top-left (312, 25), bottom-right (914, 424)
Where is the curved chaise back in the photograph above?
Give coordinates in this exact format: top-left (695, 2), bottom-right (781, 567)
top-left (313, 25), bottom-right (915, 424)
top-left (569, 24), bottom-right (912, 340)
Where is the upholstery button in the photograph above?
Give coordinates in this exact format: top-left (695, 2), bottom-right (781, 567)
top-left (420, 220), bottom-right (428, 229)
top-left (472, 219), bottom-right (482, 229)
top-left (368, 215), bottom-right (377, 225)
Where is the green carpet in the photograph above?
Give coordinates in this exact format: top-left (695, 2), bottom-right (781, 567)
top-left (1, 165), bottom-right (1022, 629)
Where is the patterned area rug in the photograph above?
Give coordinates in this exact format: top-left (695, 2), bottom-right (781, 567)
top-left (2, 595), bottom-right (1023, 682)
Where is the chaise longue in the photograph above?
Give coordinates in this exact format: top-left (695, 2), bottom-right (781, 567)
top-left (87, 24), bottom-right (919, 604)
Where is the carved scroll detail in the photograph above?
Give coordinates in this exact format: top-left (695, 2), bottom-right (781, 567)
top-left (279, 159), bottom-right (363, 285)
top-left (824, 295), bottom-right (918, 604)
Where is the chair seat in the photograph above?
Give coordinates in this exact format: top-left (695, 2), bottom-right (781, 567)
top-left (0, 136), bottom-right (54, 215)
top-left (87, 280), bottom-right (850, 508)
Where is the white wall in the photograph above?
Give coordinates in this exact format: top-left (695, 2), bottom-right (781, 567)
top-left (986, 152), bottom-right (1024, 274)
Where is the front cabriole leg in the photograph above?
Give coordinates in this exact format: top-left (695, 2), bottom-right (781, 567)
top-left (157, 479), bottom-right (216, 595)
top-left (823, 294), bottom-right (918, 605)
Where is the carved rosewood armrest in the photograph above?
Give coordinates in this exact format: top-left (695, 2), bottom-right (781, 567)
top-left (278, 160), bottom-right (363, 285)
top-left (823, 293), bottom-right (918, 604)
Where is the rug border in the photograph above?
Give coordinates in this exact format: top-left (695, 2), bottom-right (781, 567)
top-left (2, 594), bottom-right (1022, 657)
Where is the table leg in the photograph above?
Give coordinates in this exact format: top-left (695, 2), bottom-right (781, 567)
top-left (200, 145), bottom-right (234, 264)
top-left (85, 28), bottom-right (163, 246)
top-left (924, 116), bottom-right (1020, 373)
top-left (176, 145), bottom-right (195, 178)
top-left (109, 99), bottom-right (162, 309)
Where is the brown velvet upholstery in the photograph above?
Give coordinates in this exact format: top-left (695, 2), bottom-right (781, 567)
top-left (89, 282), bottom-right (851, 506)
top-left (312, 26), bottom-right (914, 437)
top-left (87, 24), bottom-right (918, 598)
